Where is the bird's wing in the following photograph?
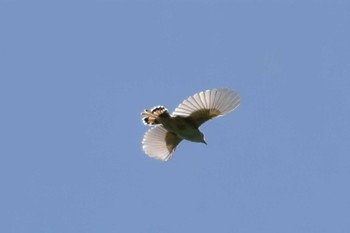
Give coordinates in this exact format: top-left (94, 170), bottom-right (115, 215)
top-left (172, 88), bottom-right (240, 127)
top-left (142, 125), bottom-right (183, 162)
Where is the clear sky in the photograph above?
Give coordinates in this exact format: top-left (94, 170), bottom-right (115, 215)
top-left (1, 0), bottom-right (350, 232)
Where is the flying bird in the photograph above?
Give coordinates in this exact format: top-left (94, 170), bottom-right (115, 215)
top-left (141, 88), bottom-right (240, 161)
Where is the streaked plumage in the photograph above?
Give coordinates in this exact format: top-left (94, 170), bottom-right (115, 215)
top-left (141, 88), bottom-right (240, 162)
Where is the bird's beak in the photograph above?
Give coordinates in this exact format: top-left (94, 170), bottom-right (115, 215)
top-left (202, 139), bottom-right (207, 145)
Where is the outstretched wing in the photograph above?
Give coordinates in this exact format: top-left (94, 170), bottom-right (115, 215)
top-left (142, 125), bottom-right (183, 162)
top-left (172, 88), bottom-right (240, 127)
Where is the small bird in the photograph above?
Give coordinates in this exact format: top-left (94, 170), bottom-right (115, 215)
top-left (141, 88), bottom-right (240, 161)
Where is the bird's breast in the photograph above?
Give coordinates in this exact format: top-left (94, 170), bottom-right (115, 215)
top-left (158, 116), bottom-right (201, 141)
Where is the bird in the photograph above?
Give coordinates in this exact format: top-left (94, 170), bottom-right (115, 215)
top-left (141, 88), bottom-right (240, 162)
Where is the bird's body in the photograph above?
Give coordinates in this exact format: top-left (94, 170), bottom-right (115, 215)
top-left (141, 88), bottom-right (240, 161)
top-left (157, 115), bottom-right (206, 143)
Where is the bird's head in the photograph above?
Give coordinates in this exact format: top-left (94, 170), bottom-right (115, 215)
top-left (193, 131), bottom-right (207, 145)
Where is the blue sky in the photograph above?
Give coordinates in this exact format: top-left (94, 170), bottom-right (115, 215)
top-left (1, 0), bottom-right (350, 232)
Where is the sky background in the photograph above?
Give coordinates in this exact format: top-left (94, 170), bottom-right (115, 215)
top-left (1, 0), bottom-right (350, 232)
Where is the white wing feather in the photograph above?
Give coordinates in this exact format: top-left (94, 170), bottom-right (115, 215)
top-left (142, 125), bottom-right (181, 162)
top-left (172, 88), bottom-right (240, 118)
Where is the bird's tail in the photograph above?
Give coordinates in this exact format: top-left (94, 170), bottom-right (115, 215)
top-left (141, 106), bottom-right (169, 125)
